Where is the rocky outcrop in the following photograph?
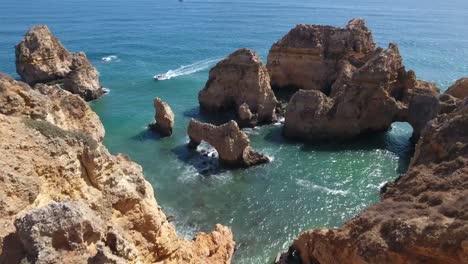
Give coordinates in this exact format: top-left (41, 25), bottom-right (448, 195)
top-left (15, 25), bottom-right (105, 101)
top-left (149, 97), bottom-right (175, 137)
top-left (267, 18), bottom-right (375, 92)
top-left (446, 78), bottom-right (468, 99)
top-left (187, 119), bottom-right (270, 167)
top-left (0, 73), bottom-right (235, 263)
top-left (278, 99), bottom-right (468, 264)
top-left (282, 22), bottom-right (458, 140)
top-left (0, 74), bottom-right (104, 142)
top-left (199, 48), bottom-right (278, 126)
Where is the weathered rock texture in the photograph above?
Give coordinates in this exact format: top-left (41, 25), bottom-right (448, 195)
top-left (149, 97), bottom-right (175, 137)
top-left (0, 73), bottom-right (234, 263)
top-left (187, 119), bottom-right (270, 167)
top-left (446, 77), bottom-right (468, 99)
top-left (267, 18), bottom-right (375, 92)
top-left (199, 48), bottom-right (278, 126)
top-left (279, 99), bottom-right (468, 264)
top-left (16, 25), bottom-right (104, 101)
top-left (281, 20), bottom-right (458, 140)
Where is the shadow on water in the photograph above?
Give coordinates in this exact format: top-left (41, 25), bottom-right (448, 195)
top-left (264, 125), bottom-right (414, 174)
top-left (130, 128), bottom-right (162, 142)
top-left (171, 144), bottom-right (227, 177)
top-left (183, 106), bottom-right (236, 125)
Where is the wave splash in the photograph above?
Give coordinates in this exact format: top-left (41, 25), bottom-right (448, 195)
top-left (296, 179), bottom-right (349, 195)
top-left (154, 57), bottom-right (222, 80)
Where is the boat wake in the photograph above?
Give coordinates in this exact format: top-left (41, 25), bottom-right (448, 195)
top-left (296, 179), bottom-right (349, 196)
top-left (154, 57), bottom-right (221, 80)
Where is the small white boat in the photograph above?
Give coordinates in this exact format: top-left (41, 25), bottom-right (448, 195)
top-left (153, 74), bottom-right (169, 81)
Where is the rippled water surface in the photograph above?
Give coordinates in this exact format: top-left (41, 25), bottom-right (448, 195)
top-left (1, 0), bottom-right (467, 262)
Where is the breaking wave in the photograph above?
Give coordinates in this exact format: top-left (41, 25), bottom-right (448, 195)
top-left (296, 179), bottom-right (349, 195)
top-left (101, 55), bottom-right (118, 63)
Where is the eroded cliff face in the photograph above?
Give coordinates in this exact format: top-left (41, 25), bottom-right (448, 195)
top-left (15, 25), bottom-right (105, 101)
top-left (279, 99), bottom-right (468, 264)
top-left (267, 18), bottom-right (375, 92)
top-left (0, 74), bottom-right (234, 263)
top-left (199, 48), bottom-right (278, 126)
top-left (281, 21), bottom-right (458, 140)
top-left (446, 78), bottom-right (468, 100)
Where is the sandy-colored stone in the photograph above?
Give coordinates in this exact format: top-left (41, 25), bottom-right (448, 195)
top-left (278, 99), bottom-right (468, 264)
top-left (446, 78), bottom-right (468, 99)
top-left (16, 25), bottom-right (105, 101)
top-left (267, 18), bottom-right (375, 92)
top-left (0, 74), bottom-right (104, 142)
top-left (187, 119), bottom-right (270, 167)
top-left (199, 48), bottom-right (278, 126)
top-left (149, 97), bottom-right (175, 137)
top-left (282, 25), bottom-right (459, 140)
top-left (0, 73), bottom-right (234, 264)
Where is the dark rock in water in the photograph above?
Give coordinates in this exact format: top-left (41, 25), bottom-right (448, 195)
top-left (149, 97), bottom-right (174, 137)
top-left (15, 25), bottom-right (105, 101)
top-left (199, 48), bottom-right (279, 127)
top-left (187, 119), bottom-right (269, 168)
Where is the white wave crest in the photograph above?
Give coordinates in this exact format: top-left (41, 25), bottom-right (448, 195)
top-left (296, 179), bottom-right (349, 195)
top-left (154, 57), bottom-right (222, 80)
top-left (101, 55), bottom-right (119, 63)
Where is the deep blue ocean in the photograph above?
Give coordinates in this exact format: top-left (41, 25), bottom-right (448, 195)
top-left (1, 0), bottom-right (467, 262)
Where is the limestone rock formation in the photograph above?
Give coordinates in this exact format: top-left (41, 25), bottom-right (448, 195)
top-left (281, 23), bottom-right (458, 140)
top-left (446, 77), bottom-right (468, 99)
top-left (278, 99), bottom-right (468, 264)
top-left (16, 25), bottom-right (105, 101)
top-left (0, 73), bottom-right (235, 263)
top-left (199, 48), bottom-right (278, 126)
top-left (63, 53), bottom-right (105, 101)
top-left (187, 119), bottom-right (270, 167)
top-left (267, 18), bottom-right (375, 92)
top-left (149, 97), bottom-right (175, 137)
top-left (0, 73), bottom-right (104, 142)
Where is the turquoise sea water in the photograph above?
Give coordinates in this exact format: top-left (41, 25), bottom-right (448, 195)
top-left (1, 0), bottom-right (468, 262)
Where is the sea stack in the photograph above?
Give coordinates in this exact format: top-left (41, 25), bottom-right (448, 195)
top-left (187, 119), bottom-right (270, 168)
top-left (446, 77), bottom-right (468, 99)
top-left (277, 20), bottom-right (458, 140)
top-left (267, 18), bottom-right (375, 92)
top-left (15, 25), bottom-right (105, 101)
top-left (199, 48), bottom-right (278, 127)
top-left (149, 97), bottom-right (175, 137)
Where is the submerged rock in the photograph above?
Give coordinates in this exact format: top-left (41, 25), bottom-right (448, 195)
top-left (187, 119), bottom-right (269, 168)
top-left (267, 18), bottom-right (375, 92)
top-left (16, 25), bottom-right (105, 101)
top-left (280, 99), bottom-right (468, 264)
top-left (446, 77), bottom-right (468, 99)
top-left (199, 48), bottom-right (278, 126)
top-left (0, 72), bottom-right (235, 263)
top-left (281, 21), bottom-right (458, 140)
top-left (149, 97), bottom-right (175, 137)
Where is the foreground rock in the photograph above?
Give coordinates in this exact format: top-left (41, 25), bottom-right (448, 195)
top-left (187, 119), bottom-right (270, 167)
top-left (278, 99), bottom-right (468, 264)
top-left (16, 25), bottom-right (105, 101)
top-left (199, 48), bottom-right (278, 126)
top-left (149, 97), bottom-right (175, 137)
top-left (280, 20), bottom-right (458, 140)
top-left (446, 77), bottom-right (468, 99)
top-left (0, 73), bottom-right (235, 263)
top-left (267, 18), bottom-right (375, 92)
